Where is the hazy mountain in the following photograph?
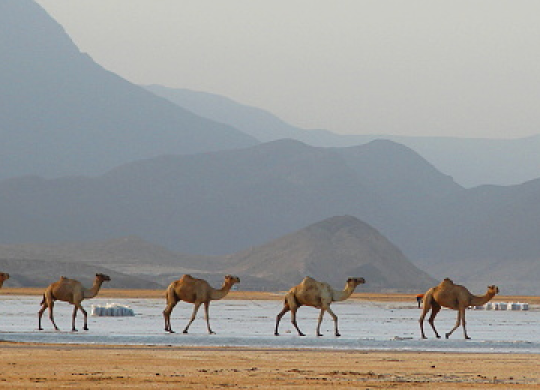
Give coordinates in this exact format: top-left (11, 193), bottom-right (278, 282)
top-left (0, 217), bottom-right (437, 292)
top-left (0, 236), bottom-right (221, 279)
top-left (0, 139), bottom-right (448, 255)
top-left (1, 138), bottom-right (540, 293)
top-left (0, 0), bottom-right (257, 180)
top-left (0, 258), bottom-right (161, 289)
top-left (145, 85), bottom-right (540, 187)
top-left (225, 216), bottom-right (437, 292)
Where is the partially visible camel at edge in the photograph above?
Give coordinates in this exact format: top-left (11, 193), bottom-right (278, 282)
top-left (0, 272), bottom-right (9, 288)
top-left (419, 277), bottom-right (499, 339)
top-left (275, 276), bottom-right (366, 337)
top-left (38, 273), bottom-right (111, 331)
top-left (163, 274), bottom-right (240, 334)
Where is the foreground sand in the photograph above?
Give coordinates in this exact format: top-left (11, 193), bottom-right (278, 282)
top-left (0, 343), bottom-right (538, 389)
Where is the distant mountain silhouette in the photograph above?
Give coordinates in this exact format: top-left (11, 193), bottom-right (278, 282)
top-left (0, 217), bottom-right (437, 292)
top-left (0, 0), bottom-right (257, 180)
top-left (0, 258), bottom-right (161, 289)
top-left (2, 138), bottom-right (539, 293)
top-left (146, 85), bottom-right (540, 187)
top-left (225, 216), bottom-right (437, 292)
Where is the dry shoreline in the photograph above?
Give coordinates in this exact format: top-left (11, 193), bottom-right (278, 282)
top-left (3, 287), bottom-right (540, 304)
top-left (2, 288), bottom-right (539, 388)
top-left (0, 342), bottom-right (538, 389)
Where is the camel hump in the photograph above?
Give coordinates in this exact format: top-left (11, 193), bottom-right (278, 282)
top-left (180, 274), bottom-right (194, 281)
top-left (301, 276), bottom-right (317, 286)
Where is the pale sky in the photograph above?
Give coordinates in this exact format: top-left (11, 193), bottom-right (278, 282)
top-left (36, 0), bottom-right (540, 138)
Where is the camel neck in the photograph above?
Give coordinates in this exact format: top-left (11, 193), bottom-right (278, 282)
top-left (332, 283), bottom-right (356, 302)
top-left (210, 283), bottom-right (233, 301)
top-left (470, 291), bottom-right (496, 306)
top-left (83, 279), bottom-right (103, 299)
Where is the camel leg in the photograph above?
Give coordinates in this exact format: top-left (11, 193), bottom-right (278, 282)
top-left (461, 310), bottom-right (470, 339)
top-left (48, 301), bottom-right (59, 331)
top-left (72, 306), bottom-right (79, 331)
top-left (427, 303), bottom-right (442, 339)
top-left (446, 308), bottom-right (468, 339)
top-left (203, 302), bottom-right (215, 334)
top-left (80, 304), bottom-right (88, 331)
top-left (418, 298), bottom-right (432, 339)
top-left (38, 303), bottom-right (47, 331)
top-left (163, 300), bottom-right (178, 333)
top-left (326, 306), bottom-right (340, 337)
top-left (316, 308), bottom-right (325, 336)
top-left (274, 304), bottom-right (290, 336)
top-left (290, 308), bottom-right (305, 336)
top-left (183, 302), bottom-right (201, 334)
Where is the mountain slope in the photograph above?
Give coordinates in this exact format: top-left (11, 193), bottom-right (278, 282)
top-left (0, 0), bottom-right (257, 180)
top-left (146, 85), bottom-right (540, 187)
top-left (2, 139), bottom-right (540, 293)
top-left (225, 216), bottom-right (437, 292)
top-left (0, 139), bottom-right (436, 255)
top-left (0, 258), bottom-right (162, 289)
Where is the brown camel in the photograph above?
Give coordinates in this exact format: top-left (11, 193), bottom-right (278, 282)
top-left (0, 272), bottom-right (9, 288)
top-left (275, 276), bottom-right (366, 337)
top-left (163, 274), bottom-right (240, 334)
top-left (419, 277), bottom-right (499, 339)
top-left (38, 273), bottom-right (111, 331)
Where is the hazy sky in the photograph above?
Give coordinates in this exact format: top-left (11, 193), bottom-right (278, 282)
top-left (36, 0), bottom-right (540, 138)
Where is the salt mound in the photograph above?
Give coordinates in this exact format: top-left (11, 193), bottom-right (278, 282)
top-left (91, 303), bottom-right (135, 317)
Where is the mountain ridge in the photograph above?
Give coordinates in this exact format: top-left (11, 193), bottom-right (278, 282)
top-left (0, 0), bottom-right (257, 180)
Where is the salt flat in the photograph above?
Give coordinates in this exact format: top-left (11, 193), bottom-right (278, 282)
top-left (1, 296), bottom-right (538, 354)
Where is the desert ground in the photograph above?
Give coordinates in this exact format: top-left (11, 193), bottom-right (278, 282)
top-left (0, 343), bottom-right (538, 389)
top-left (1, 289), bottom-right (539, 388)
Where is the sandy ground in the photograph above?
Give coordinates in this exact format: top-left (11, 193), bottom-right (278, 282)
top-left (1, 289), bottom-right (539, 388)
top-left (0, 343), bottom-right (538, 389)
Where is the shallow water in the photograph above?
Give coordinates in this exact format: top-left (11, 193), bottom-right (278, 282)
top-left (1, 296), bottom-right (539, 354)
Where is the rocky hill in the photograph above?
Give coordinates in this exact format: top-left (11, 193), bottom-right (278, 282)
top-left (225, 216), bottom-right (437, 292)
top-left (0, 0), bottom-right (256, 180)
top-left (0, 216), bottom-right (437, 292)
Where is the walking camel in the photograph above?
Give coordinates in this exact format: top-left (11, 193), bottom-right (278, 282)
top-left (419, 278), bottom-right (499, 339)
top-left (38, 273), bottom-right (111, 331)
top-left (0, 272), bottom-right (9, 288)
top-left (163, 274), bottom-right (240, 334)
top-left (275, 276), bottom-right (366, 337)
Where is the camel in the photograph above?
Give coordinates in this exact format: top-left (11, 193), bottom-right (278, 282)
top-left (38, 273), bottom-right (111, 331)
top-left (163, 274), bottom-right (240, 334)
top-left (274, 276), bottom-right (366, 337)
top-left (419, 277), bottom-right (499, 339)
top-left (0, 272), bottom-right (9, 288)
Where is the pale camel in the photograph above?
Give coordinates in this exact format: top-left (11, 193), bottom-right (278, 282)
top-left (0, 272), bottom-right (9, 288)
top-left (419, 277), bottom-right (499, 339)
top-left (275, 276), bottom-right (366, 337)
top-left (163, 274), bottom-right (240, 334)
top-left (38, 273), bottom-right (111, 331)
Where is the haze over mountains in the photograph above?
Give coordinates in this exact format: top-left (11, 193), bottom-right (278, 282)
top-left (2, 1), bottom-right (540, 295)
top-left (0, 216), bottom-right (437, 292)
top-left (145, 84), bottom-right (540, 188)
top-left (0, 0), bottom-right (256, 180)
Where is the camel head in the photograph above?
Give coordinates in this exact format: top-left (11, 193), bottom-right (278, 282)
top-left (224, 275), bottom-right (240, 287)
top-left (487, 285), bottom-right (499, 296)
top-left (347, 277), bottom-right (366, 288)
top-left (96, 273), bottom-right (111, 283)
top-left (0, 272), bottom-right (9, 281)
